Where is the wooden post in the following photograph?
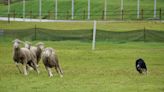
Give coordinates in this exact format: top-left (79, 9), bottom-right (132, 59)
top-left (141, 9), bottom-right (144, 20)
top-left (30, 11), bottom-right (32, 19)
top-left (83, 10), bottom-right (86, 20)
top-left (8, 13), bottom-right (10, 23)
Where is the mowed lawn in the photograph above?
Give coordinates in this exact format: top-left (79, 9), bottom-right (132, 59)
top-left (0, 41), bottom-right (164, 92)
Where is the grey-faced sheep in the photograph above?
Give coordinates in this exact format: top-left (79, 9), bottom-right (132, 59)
top-left (13, 39), bottom-right (39, 75)
top-left (42, 47), bottom-right (63, 77)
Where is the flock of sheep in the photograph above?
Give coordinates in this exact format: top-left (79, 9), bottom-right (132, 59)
top-left (12, 39), bottom-right (147, 77)
top-left (12, 39), bottom-right (63, 77)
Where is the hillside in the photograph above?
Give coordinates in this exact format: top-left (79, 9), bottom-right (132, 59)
top-left (0, 0), bottom-right (164, 20)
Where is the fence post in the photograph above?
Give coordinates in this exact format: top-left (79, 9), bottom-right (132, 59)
top-left (141, 9), bottom-right (144, 20)
top-left (83, 10), bottom-right (86, 20)
top-left (30, 11), bottom-right (32, 19)
top-left (35, 24), bottom-right (37, 40)
top-left (159, 8), bottom-right (162, 20)
top-left (8, 13), bottom-right (10, 23)
top-left (92, 20), bottom-right (97, 50)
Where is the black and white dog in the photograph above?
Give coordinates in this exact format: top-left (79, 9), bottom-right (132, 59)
top-left (136, 58), bottom-right (147, 74)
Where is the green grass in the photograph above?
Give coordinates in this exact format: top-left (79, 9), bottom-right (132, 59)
top-left (0, 21), bottom-right (164, 91)
top-left (0, 41), bottom-right (164, 92)
top-left (0, 0), bottom-right (164, 20)
top-left (1, 21), bottom-right (164, 31)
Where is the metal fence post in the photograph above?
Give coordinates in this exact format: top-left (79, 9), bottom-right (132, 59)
top-left (92, 20), bottom-right (97, 50)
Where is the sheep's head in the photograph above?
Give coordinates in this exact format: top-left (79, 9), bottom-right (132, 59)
top-left (24, 41), bottom-right (31, 49)
top-left (43, 48), bottom-right (54, 57)
top-left (13, 39), bottom-right (22, 49)
top-left (36, 42), bottom-right (44, 50)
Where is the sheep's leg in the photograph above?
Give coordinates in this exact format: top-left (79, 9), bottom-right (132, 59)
top-left (15, 62), bottom-right (22, 74)
top-left (55, 58), bottom-right (63, 77)
top-left (54, 66), bottom-right (59, 73)
top-left (56, 63), bottom-right (63, 77)
top-left (46, 66), bottom-right (53, 77)
top-left (32, 59), bottom-right (40, 74)
top-left (26, 65), bottom-right (28, 72)
top-left (58, 65), bottom-right (64, 75)
top-left (26, 65), bottom-right (31, 73)
top-left (56, 66), bottom-right (63, 78)
top-left (23, 63), bottom-right (28, 76)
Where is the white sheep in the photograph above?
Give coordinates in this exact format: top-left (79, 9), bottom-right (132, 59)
top-left (13, 39), bottom-right (39, 75)
top-left (42, 47), bottom-right (63, 77)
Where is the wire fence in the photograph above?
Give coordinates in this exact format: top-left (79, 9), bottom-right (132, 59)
top-left (1, 9), bottom-right (164, 21)
top-left (1, 26), bottom-right (164, 42)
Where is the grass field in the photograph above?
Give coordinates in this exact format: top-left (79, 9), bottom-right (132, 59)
top-left (0, 41), bottom-right (164, 92)
top-left (0, 0), bottom-right (164, 20)
top-left (0, 21), bottom-right (164, 92)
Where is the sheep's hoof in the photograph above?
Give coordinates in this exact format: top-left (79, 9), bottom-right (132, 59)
top-left (36, 65), bottom-right (39, 68)
top-left (24, 73), bottom-right (28, 76)
top-left (29, 67), bottom-right (33, 71)
top-left (49, 74), bottom-right (53, 77)
top-left (37, 70), bottom-right (40, 74)
top-left (60, 75), bottom-right (63, 78)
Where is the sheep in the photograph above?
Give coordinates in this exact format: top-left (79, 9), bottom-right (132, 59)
top-left (12, 39), bottom-right (39, 75)
top-left (136, 58), bottom-right (147, 74)
top-left (24, 41), bottom-right (38, 70)
top-left (42, 47), bottom-right (63, 77)
top-left (25, 41), bottom-right (44, 66)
